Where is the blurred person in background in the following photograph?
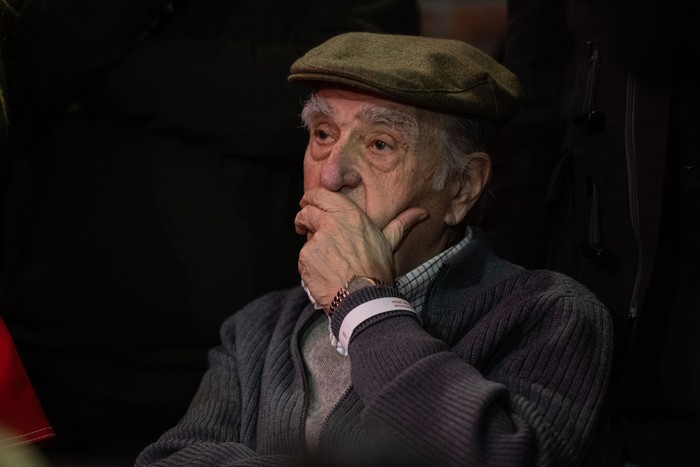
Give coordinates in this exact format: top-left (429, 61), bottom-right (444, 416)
top-left (488, 0), bottom-right (700, 464)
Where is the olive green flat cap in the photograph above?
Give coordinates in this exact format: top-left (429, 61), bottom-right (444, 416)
top-left (289, 32), bottom-right (521, 125)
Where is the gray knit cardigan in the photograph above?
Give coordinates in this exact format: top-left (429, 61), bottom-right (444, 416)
top-left (136, 234), bottom-right (617, 466)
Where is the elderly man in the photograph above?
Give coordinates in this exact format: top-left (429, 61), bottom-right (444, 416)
top-left (137, 33), bottom-right (618, 466)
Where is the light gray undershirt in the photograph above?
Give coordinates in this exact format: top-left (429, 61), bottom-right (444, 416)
top-left (302, 315), bottom-right (352, 451)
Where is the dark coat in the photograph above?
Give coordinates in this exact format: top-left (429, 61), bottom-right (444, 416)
top-left (488, 0), bottom-right (700, 464)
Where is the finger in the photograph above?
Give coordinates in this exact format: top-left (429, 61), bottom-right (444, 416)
top-left (294, 215), bottom-right (308, 236)
top-left (300, 187), bottom-right (355, 213)
top-left (294, 208), bottom-right (308, 236)
top-left (294, 204), bottom-right (327, 236)
top-left (382, 207), bottom-right (429, 252)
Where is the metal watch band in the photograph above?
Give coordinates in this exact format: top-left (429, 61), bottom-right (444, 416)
top-left (327, 287), bottom-right (349, 316)
top-left (326, 276), bottom-right (387, 317)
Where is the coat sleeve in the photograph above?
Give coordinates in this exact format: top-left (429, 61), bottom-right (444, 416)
top-left (135, 315), bottom-right (297, 467)
top-left (331, 275), bottom-right (614, 466)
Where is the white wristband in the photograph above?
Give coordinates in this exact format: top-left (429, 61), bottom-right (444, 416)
top-left (338, 297), bottom-right (415, 352)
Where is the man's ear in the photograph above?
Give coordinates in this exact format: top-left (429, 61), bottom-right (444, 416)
top-left (444, 151), bottom-right (491, 226)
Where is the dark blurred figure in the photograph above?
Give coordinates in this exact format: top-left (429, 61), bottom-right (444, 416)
top-left (0, 1), bottom-right (419, 464)
top-left (487, 0), bottom-right (699, 465)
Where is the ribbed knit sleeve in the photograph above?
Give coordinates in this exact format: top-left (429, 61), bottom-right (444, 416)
top-left (330, 271), bottom-right (614, 466)
top-left (136, 289), bottom-right (307, 466)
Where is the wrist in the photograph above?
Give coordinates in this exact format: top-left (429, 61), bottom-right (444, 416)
top-left (326, 275), bottom-right (389, 316)
top-left (337, 297), bottom-right (415, 351)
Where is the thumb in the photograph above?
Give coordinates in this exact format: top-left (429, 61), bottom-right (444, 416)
top-left (382, 207), bottom-right (429, 252)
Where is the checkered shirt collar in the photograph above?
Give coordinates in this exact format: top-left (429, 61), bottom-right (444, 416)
top-left (330, 227), bottom-right (473, 355)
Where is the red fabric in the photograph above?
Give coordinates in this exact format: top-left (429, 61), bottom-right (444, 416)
top-left (0, 317), bottom-right (54, 448)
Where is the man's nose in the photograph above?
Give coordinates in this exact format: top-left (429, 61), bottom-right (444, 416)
top-left (319, 141), bottom-right (361, 191)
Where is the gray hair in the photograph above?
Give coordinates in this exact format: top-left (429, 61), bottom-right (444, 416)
top-left (418, 109), bottom-right (494, 191)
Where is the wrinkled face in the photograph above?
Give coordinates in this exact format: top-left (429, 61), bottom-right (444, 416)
top-left (302, 87), bottom-right (459, 274)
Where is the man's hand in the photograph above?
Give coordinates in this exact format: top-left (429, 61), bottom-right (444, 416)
top-left (295, 188), bottom-right (428, 310)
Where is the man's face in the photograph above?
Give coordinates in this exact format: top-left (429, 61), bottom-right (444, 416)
top-left (302, 87), bottom-right (458, 274)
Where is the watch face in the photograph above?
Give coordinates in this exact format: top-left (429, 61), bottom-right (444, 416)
top-left (347, 276), bottom-right (379, 293)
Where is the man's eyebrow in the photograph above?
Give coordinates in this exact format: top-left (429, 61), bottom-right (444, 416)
top-left (357, 105), bottom-right (419, 143)
top-left (300, 94), bottom-right (420, 143)
top-left (301, 94), bottom-right (335, 128)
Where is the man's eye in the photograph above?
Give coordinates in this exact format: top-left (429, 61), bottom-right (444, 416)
top-left (372, 140), bottom-right (389, 151)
